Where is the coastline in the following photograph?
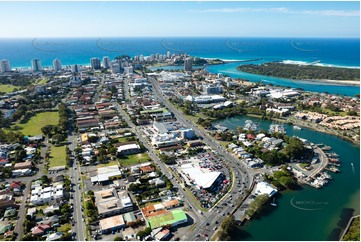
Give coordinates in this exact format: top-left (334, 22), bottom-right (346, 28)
top-left (302, 79), bottom-right (360, 86)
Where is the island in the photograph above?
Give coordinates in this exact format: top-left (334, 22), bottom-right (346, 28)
top-left (237, 62), bottom-right (360, 83)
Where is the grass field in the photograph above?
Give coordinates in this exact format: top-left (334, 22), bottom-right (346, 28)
top-left (15, 111), bottom-right (59, 136)
top-left (0, 84), bottom-right (19, 93)
top-left (49, 145), bottom-right (66, 168)
top-left (96, 160), bottom-right (119, 168)
top-left (118, 152), bottom-right (151, 167)
top-left (58, 223), bottom-right (71, 233)
top-left (33, 78), bottom-right (48, 85)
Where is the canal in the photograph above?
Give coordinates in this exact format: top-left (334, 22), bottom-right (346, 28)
top-left (213, 115), bottom-right (360, 241)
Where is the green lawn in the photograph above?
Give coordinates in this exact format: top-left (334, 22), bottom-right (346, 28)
top-left (33, 78), bottom-right (48, 85)
top-left (15, 111), bottom-right (59, 136)
top-left (118, 152), bottom-right (151, 167)
top-left (58, 223), bottom-right (71, 233)
top-left (49, 145), bottom-right (66, 168)
top-left (0, 84), bottom-right (20, 93)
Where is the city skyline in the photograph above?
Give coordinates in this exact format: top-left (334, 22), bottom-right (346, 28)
top-left (0, 1), bottom-right (359, 38)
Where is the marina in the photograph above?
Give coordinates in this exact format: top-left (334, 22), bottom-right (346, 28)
top-left (269, 124), bottom-right (286, 134)
top-left (213, 115), bottom-right (359, 241)
top-left (244, 120), bottom-right (258, 131)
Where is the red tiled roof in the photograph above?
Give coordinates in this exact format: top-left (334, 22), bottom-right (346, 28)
top-left (31, 224), bottom-right (51, 235)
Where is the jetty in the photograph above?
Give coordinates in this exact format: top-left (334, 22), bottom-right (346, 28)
top-left (308, 147), bottom-right (329, 179)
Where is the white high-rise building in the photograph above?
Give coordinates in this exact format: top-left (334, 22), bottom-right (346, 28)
top-left (71, 64), bottom-right (80, 73)
top-left (32, 58), bottom-right (42, 72)
top-left (139, 55), bottom-right (144, 62)
top-left (124, 66), bottom-right (133, 75)
top-left (0, 59), bottom-right (11, 73)
top-left (102, 56), bottom-right (110, 69)
top-left (166, 51), bottom-right (171, 59)
top-left (52, 58), bottom-right (62, 71)
top-left (184, 57), bottom-right (193, 72)
top-left (110, 61), bottom-right (121, 74)
top-left (90, 57), bottom-right (101, 70)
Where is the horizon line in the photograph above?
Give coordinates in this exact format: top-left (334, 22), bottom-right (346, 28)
top-left (0, 36), bottom-right (359, 39)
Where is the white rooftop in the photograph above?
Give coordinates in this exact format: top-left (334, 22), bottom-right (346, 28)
top-left (181, 163), bottom-right (221, 189)
top-left (255, 181), bottom-right (278, 197)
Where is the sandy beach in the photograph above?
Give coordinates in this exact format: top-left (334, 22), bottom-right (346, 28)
top-left (303, 79), bottom-right (360, 86)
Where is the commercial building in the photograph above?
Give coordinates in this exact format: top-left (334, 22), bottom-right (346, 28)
top-left (99, 215), bottom-right (126, 234)
top-left (31, 58), bottom-right (42, 72)
top-left (0, 59), bottom-right (11, 73)
top-left (202, 84), bottom-right (223, 95)
top-left (185, 95), bottom-right (226, 104)
top-left (180, 163), bottom-right (222, 190)
top-left (141, 199), bottom-right (180, 217)
top-left (52, 58), bottom-right (62, 71)
top-left (180, 129), bottom-right (195, 139)
top-left (90, 57), bottom-right (101, 70)
top-left (116, 143), bottom-right (141, 155)
top-left (94, 188), bottom-right (133, 218)
top-left (90, 165), bottom-right (123, 184)
top-left (254, 181), bottom-right (278, 197)
top-left (151, 133), bottom-right (181, 148)
top-left (147, 209), bottom-right (187, 229)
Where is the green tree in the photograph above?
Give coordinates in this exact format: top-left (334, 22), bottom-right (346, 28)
top-left (284, 137), bottom-right (305, 159)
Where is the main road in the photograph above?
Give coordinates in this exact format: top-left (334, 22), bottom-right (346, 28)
top-left (150, 76), bottom-right (256, 240)
top-left (117, 75), bottom-right (255, 240)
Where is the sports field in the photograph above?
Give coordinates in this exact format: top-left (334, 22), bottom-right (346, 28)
top-left (49, 145), bottom-right (66, 168)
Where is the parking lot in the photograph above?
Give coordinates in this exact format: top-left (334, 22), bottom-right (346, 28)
top-left (174, 149), bottom-right (232, 208)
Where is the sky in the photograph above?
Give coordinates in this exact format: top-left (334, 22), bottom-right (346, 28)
top-left (0, 1), bottom-right (359, 38)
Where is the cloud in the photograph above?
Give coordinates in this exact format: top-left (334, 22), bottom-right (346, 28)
top-left (189, 7), bottom-right (360, 17)
top-left (303, 10), bottom-right (360, 17)
top-left (189, 7), bottom-right (289, 13)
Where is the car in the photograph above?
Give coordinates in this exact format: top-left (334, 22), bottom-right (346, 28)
top-left (82, 218), bottom-right (85, 222)
top-left (206, 222), bottom-right (209, 226)
top-left (213, 227), bottom-right (217, 231)
top-left (215, 221), bottom-right (219, 224)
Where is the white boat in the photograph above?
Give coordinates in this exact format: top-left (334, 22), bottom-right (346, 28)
top-left (293, 125), bottom-right (302, 130)
top-left (269, 124), bottom-right (286, 134)
top-left (270, 197), bottom-right (277, 207)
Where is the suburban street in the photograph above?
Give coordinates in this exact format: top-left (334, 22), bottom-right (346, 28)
top-left (67, 133), bottom-right (87, 241)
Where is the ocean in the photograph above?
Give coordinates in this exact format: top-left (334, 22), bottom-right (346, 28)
top-left (0, 37), bottom-right (360, 95)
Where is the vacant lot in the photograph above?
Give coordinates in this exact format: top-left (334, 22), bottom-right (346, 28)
top-left (118, 152), bottom-right (151, 167)
top-left (49, 145), bottom-right (66, 168)
top-left (15, 111), bottom-right (59, 136)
